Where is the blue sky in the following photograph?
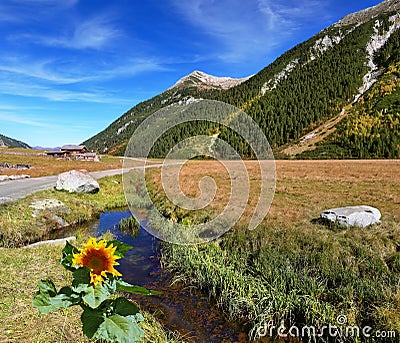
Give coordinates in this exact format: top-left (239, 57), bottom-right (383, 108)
top-left (0, 0), bottom-right (382, 147)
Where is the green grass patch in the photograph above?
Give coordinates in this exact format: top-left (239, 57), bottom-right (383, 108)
top-left (0, 175), bottom-right (128, 247)
top-left (119, 216), bottom-right (140, 237)
top-left (0, 243), bottom-right (185, 343)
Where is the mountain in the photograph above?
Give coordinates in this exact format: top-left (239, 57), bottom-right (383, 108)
top-left (84, 0), bottom-right (400, 159)
top-left (0, 134), bottom-right (30, 149)
top-left (31, 146), bottom-right (61, 151)
top-left (335, 0), bottom-right (400, 26)
top-left (171, 70), bottom-right (251, 90)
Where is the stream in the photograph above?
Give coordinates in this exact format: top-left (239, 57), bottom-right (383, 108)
top-left (54, 209), bottom-right (249, 343)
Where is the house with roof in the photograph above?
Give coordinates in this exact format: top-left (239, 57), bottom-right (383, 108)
top-left (46, 145), bottom-right (99, 161)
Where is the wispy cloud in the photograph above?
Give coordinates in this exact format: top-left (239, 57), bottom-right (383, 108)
top-left (0, 55), bottom-right (167, 85)
top-left (0, 112), bottom-right (54, 128)
top-left (0, 58), bottom-right (89, 84)
top-left (0, 0), bottom-right (78, 23)
top-left (41, 16), bottom-right (121, 50)
top-left (0, 80), bottom-right (132, 104)
top-left (171, 0), bottom-right (327, 62)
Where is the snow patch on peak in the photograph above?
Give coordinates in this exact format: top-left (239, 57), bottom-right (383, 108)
top-left (172, 70), bottom-right (251, 90)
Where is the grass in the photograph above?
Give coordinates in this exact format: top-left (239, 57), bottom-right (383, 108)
top-left (144, 159), bottom-right (400, 342)
top-left (0, 174), bottom-right (128, 247)
top-left (0, 241), bottom-right (185, 343)
top-left (0, 148), bottom-right (122, 178)
top-left (118, 216), bottom-right (141, 237)
top-left (2, 158), bottom-right (399, 342)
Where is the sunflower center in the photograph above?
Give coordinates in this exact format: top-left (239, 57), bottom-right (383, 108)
top-left (83, 250), bottom-right (109, 274)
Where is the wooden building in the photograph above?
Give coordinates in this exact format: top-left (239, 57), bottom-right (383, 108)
top-left (46, 145), bottom-right (99, 161)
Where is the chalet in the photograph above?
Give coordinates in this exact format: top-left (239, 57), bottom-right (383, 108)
top-left (46, 145), bottom-right (99, 161)
top-left (60, 145), bottom-right (87, 155)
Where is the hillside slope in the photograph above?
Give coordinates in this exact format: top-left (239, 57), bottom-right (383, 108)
top-left (84, 0), bottom-right (400, 159)
top-left (0, 134), bottom-right (30, 149)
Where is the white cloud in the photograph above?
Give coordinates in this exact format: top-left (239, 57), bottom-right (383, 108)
top-left (171, 0), bottom-right (327, 62)
top-left (0, 112), bottom-right (53, 128)
top-left (0, 58), bottom-right (89, 84)
top-left (0, 54), bottom-right (168, 87)
top-left (0, 0), bottom-right (78, 23)
top-left (0, 80), bottom-right (132, 104)
top-left (42, 16), bottom-right (121, 50)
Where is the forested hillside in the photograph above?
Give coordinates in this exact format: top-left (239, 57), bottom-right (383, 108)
top-left (83, 2), bottom-right (400, 159)
top-left (0, 134), bottom-right (30, 149)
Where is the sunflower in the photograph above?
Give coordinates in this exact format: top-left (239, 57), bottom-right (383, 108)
top-left (72, 238), bottom-right (122, 286)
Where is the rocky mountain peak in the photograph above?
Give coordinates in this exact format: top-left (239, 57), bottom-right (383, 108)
top-left (171, 70), bottom-right (251, 90)
top-left (335, 0), bottom-right (400, 27)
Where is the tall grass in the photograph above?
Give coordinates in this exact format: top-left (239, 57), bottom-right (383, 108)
top-left (118, 216), bottom-right (140, 237)
top-left (145, 160), bottom-right (400, 342)
top-left (160, 221), bottom-right (400, 342)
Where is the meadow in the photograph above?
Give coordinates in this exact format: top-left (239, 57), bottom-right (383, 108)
top-left (0, 148), bottom-right (122, 178)
top-left (146, 159), bottom-right (400, 342)
top-left (1, 157), bottom-right (399, 342)
top-left (0, 174), bottom-right (184, 342)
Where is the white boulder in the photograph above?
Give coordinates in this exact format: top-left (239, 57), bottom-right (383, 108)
top-left (321, 205), bottom-right (381, 228)
top-left (56, 170), bottom-right (100, 194)
top-left (24, 236), bottom-right (76, 248)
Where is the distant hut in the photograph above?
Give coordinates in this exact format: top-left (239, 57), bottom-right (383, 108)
top-left (60, 145), bottom-right (87, 156)
top-left (46, 144), bottom-right (98, 161)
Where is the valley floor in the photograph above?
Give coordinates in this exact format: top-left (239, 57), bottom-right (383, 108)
top-left (0, 159), bottom-right (399, 342)
top-left (145, 159), bottom-right (400, 342)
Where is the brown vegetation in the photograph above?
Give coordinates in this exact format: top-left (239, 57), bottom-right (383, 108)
top-left (0, 148), bottom-right (122, 178)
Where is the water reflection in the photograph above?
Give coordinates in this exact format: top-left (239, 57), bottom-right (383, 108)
top-left (55, 209), bottom-right (248, 343)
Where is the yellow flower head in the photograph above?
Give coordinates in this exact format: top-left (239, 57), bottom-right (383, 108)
top-left (72, 238), bottom-right (122, 286)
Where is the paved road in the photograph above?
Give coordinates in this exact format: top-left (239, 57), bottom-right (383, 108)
top-left (0, 162), bottom-right (184, 204)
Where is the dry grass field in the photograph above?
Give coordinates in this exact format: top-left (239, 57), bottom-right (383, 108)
top-left (0, 148), bottom-right (122, 178)
top-left (145, 159), bottom-right (400, 341)
top-left (147, 159), bottom-right (400, 226)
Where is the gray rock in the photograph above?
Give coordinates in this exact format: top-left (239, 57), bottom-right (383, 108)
top-left (0, 196), bottom-right (13, 204)
top-left (55, 170), bottom-right (100, 193)
top-left (30, 198), bottom-right (70, 218)
top-left (24, 236), bottom-right (76, 248)
top-left (0, 174), bottom-right (30, 182)
top-left (9, 174), bottom-right (30, 180)
top-left (49, 214), bottom-right (70, 228)
top-left (0, 175), bottom-right (9, 182)
top-left (321, 205), bottom-right (381, 228)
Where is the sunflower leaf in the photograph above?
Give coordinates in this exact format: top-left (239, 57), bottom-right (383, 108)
top-left (107, 240), bottom-right (132, 258)
top-left (38, 279), bottom-right (57, 296)
top-left (32, 281), bottom-right (79, 314)
top-left (82, 279), bottom-right (116, 309)
top-left (72, 267), bottom-right (91, 290)
top-left (112, 297), bottom-right (140, 316)
top-left (93, 314), bottom-right (144, 343)
top-left (81, 306), bottom-right (105, 339)
top-left (116, 280), bottom-right (161, 296)
top-left (59, 241), bottom-right (79, 271)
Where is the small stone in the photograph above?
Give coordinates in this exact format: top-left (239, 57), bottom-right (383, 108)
top-left (24, 236), bottom-right (76, 248)
top-left (30, 198), bottom-right (70, 218)
top-left (49, 214), bottom-right (70, 228)
top-left (0, 175), bottom-right (10, 182)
